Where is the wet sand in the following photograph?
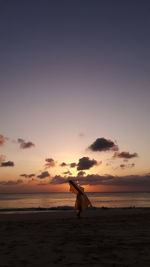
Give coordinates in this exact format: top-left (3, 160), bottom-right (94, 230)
top-left (0, 208), bottom-right (150, 266)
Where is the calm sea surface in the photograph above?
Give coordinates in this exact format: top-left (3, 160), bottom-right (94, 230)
top-left (1, 192), bottom-right (150, 213)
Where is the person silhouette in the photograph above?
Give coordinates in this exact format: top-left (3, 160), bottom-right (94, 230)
top-left (69, 180), bottom-right (92, 218)
top-left (76, 191), bottom-right (82, 218)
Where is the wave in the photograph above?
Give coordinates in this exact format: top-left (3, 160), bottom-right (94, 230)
top-left (0, 206), bottom-right (103, 214)
top-left (0, 206), bottom-right (74, 213)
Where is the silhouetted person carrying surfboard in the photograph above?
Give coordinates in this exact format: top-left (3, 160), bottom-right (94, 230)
top-left (69, 180), bottom-right (92, 218)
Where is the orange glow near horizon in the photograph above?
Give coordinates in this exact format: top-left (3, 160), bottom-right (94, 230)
top-left (1, 182), bottom-right (149, 194)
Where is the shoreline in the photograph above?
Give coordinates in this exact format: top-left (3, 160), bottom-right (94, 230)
top-left (0, 207), bottom-right (150, 220)
top-left (0, 205), bottom-right (150, 213)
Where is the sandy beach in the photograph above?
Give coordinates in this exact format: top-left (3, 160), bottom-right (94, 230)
top-left (0, 208), bottom-right (150, 267)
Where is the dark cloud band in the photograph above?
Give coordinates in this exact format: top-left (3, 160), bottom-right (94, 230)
top-left (0, 179), bottom-right (23, 185)
top-left (50, 173), bottom-right (150, 187)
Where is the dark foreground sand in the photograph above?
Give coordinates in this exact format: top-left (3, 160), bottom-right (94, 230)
top-left (1, 208), bottom-right (150, 267)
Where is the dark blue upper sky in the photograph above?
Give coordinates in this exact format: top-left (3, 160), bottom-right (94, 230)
top-left (1, 0), bottom-right (150, 85)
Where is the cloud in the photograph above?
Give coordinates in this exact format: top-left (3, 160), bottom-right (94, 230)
top-left (120, 163), bottom-right (135, 169)
top-left (50, 174), bottom-right (112, 185)
top-left (120, 164), bottom-right (125, 169)
top-left (18, 138), bottom-right (35, 149)
top-left (20, 174), bottom-right (28, 178)
top-left (20, 173), bottom-right (35, 178)
top-left (28, 174), bottom-right (35, 178)
top-left (63, 171), bottom-right (72, 176)
top-left (45, 158), bottom-right (56, 168)
top-left (37, 171), bottom-right (50, 179)
top-left (113, 151), bottom-right (138, 159)
top-left (50, 173), bottom-right (150, 187)
top-left (27, 178), bottom-right (37, 184)
top-left (77, 157), bottom-right (97, 170)
top-left (0, 155), bottom-right (15, 167)
top-left (0, 134), bottom-right (6, 146)
top-left (60, 162), bottom-right (68, 167)
top-left (77, 171), bottom-right (86, 177)
top-left (50, 175), bottom-right (67, 184)
top-left (0, 179), bottom-right (23, 186)
top-left (89, 138), bottom-right (118, 152)
top-left (0, 161), bottom-right (14, 167)
top-left (70, 162), bottom-right (77, 168)
top-left (60, 162), bottom-right (77, 168)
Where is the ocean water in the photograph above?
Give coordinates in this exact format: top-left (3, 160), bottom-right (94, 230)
top-left (0, 192), bottom-right (150, 213)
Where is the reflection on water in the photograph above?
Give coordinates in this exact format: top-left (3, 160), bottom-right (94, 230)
top-left (0, 192), bottom-right (150, 210)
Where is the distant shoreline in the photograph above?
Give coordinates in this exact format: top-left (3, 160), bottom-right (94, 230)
top-left (0, 206), bottom-right (150, 216)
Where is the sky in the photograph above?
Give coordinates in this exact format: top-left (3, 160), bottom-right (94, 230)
top-left (0, 0), bottom-right (150, 193)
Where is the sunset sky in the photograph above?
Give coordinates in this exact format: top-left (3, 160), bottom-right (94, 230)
top-left (0, 0), bottom-right (150, 192)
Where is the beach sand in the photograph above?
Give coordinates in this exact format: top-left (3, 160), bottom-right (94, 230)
top-left (0, 208), bottom-right (150, 267)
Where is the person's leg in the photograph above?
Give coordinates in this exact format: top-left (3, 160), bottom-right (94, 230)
top-left (77, 210), bottom-right (80, 218)
top-left (77, 207), bottom-right (81, 218)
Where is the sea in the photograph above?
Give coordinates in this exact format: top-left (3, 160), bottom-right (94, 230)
top-left (1, 192), bottom-right (150, 213)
